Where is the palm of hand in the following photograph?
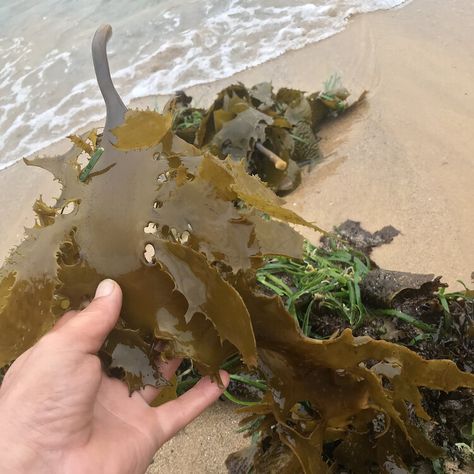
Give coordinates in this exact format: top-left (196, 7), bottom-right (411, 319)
top-left (0, 280), bottom-right (227, 474)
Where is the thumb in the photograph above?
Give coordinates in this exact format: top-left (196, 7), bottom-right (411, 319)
top-left (61, 279), bottom-right (122, 354)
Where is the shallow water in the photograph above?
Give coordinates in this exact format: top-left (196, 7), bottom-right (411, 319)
top-left (0, 0), bottom-right (410, 169)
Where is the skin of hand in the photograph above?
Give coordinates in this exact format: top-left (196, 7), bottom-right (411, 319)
top-left (0, 279), bottom-right (229, 474)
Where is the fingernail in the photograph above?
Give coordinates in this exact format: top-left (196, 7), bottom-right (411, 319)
top-left (95, 279), bottom-right (115, 298)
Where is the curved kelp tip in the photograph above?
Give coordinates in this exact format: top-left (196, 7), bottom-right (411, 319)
top-left (92, 24), bottom-right (127, 133)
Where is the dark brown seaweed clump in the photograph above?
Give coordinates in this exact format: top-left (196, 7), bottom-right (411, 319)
top-left (0, 25), bottom-right (473, 473)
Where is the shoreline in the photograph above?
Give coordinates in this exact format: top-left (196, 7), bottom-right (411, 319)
top-left (0, 0), bottom-right (413, 173)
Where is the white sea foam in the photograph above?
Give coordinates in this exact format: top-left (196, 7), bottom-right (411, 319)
top-left (0, 0), bottom-right (411, 170)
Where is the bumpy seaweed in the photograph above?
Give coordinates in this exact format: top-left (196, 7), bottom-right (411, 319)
top-left (0, 25), bottom-right (473, 473)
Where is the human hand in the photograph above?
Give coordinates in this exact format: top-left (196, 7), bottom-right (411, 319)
top-left (0, 279), bottom-right (229, 474)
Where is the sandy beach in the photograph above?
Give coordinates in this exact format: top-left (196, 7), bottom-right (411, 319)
top-left (1, 0), bottom-right (473, 471)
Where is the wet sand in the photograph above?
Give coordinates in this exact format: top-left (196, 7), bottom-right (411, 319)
top-left (1, 0), bottom-right (473, 471)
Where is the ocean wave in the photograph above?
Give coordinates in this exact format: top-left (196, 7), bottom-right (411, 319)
top-left (0, 0), bottom-right (410, 170)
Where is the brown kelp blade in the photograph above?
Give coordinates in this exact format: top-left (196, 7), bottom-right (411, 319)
top-left (235, 276), bottom-right (474, 472)
top-left (0, 25), bottom-right (265, 384)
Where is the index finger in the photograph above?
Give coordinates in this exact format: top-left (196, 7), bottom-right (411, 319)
top-left (150, 370), bottom-right (229, 445)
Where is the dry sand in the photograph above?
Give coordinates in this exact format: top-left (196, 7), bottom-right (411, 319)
top-left (1, 0), bottom-right (473, 471)
top-left (147, 401), bottom-right (247, 474)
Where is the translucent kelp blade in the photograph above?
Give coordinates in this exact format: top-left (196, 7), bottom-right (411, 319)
top-left (228, 160), bottom-right (325, 233)
top-left (245, 213), bottom-right (304, 259)
top-left (112, 110), bottom-right (172, 150)
top-left (0, 272), bottom-right (56, 366)
top-left (197, 153), bottom-right (325, 234)
top-left (210, 107), bottom-right (272, 161)
top-left (0, 25), bottom-right (266, 381)
top-left (153, 175), bottom-right (261, 272)
top-left (0, 217), bottom-right (85, 366)
top-left (152, 239), bottom-right (257, 367)
top-left (24, 145), bottom-right (84, 209)
top-left (196, 83), bottom-right (250, 147)
top-left (102, 328), bottom-right (168, 393)
top-left (152, 152), bottom-right (307, 268)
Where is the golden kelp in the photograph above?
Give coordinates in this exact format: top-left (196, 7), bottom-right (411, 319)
top-left (0, 25), bottom-right (473, 472)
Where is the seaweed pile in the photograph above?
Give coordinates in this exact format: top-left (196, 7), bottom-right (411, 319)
top-left (244, 223), bottom-right (473, 472)
top-left (1, 26), bottom-right (473, 473)
top-left (167, 74), bottom-right (365, 195)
